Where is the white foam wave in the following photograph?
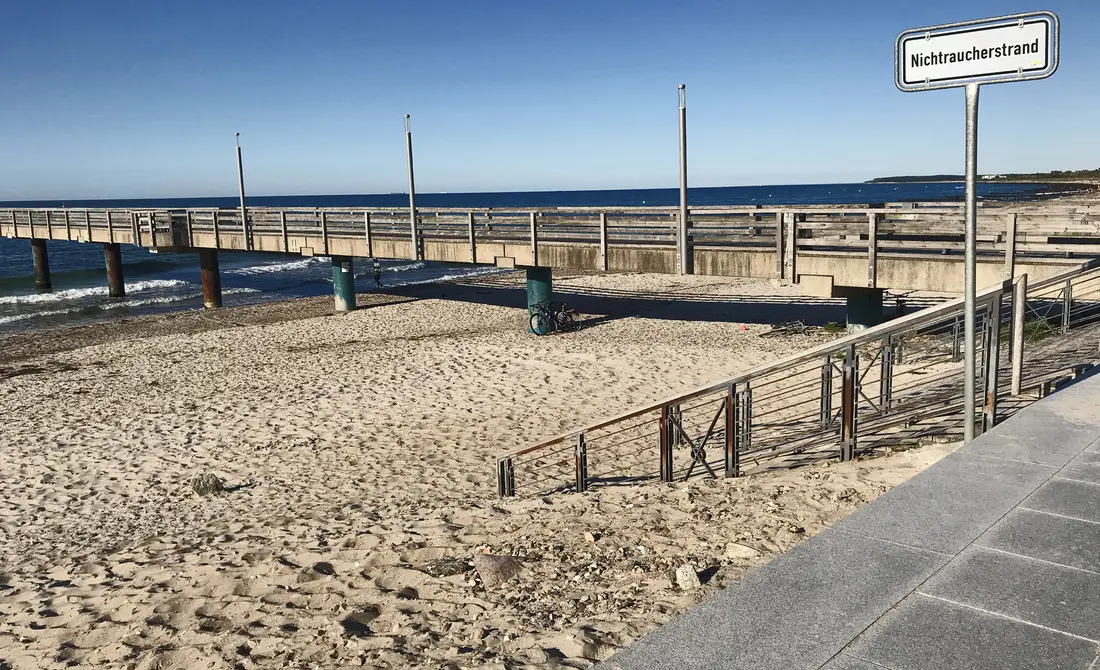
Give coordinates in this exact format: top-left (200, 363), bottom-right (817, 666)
top-left (387, 261), bottom-right (426, 273)
top-left (0, 307), bottom-right (78, 325)
top-left (226, 257), bottom-right (328, 276)
top-left (389, 266), bottom-right (509, 288)
top-left (0, 279), bottom-right (192, 306)
top-left (0, 286), bottom-right (263, 326)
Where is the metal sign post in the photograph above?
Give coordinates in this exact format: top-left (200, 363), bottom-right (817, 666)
top-left (894, 11), bottom-right (1058, 442)
top-left (405, 115), bottom-right (420, 261)
top-left (235, 132), bottom-right (250, 251)
top-left (678, 84), bottom-right (690, 275)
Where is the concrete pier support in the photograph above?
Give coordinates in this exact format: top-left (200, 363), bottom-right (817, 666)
top-left (103, 243), bottom-right (125, 298)
top-left (526, 266), bottom-right (552, 317)
top-left (198, 248), bottom-right (222, 309)
top-left (332, 255), bottom-right (355, 312)
top-left (844, 286), bottom-right (885, 331)
top-left (31, 239), bottom-right (51, 291)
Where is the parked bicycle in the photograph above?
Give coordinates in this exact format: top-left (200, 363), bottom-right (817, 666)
top-left (529, 301), bottom-right (579, 335)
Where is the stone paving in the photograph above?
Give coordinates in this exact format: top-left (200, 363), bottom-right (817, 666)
top-left (603, 372), bottom-right (1100, 670)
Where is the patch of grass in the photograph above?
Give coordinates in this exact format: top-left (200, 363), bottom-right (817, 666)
top-left (999, 318), bottom-right (1060, 344)
top-left (822, 321), bottom-right (846, 334)
top-left (1022, 318), bottom-right (1060, 343)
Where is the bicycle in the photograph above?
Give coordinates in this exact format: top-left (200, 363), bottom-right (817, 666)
top-left (529, 301), bottom-right (579, 335)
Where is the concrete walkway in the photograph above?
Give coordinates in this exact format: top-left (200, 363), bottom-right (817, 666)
top-left (603, 373), bottom-right (1100, 670)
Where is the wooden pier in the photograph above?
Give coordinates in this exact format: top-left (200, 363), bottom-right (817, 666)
top-left (2, 201), bottom-right (1098, 323)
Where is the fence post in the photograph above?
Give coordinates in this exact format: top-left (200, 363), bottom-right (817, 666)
top-left (496, 457), bottom-right (516, 497)
top-left (1011, 274), bottom-right (1027, 396)
top-left (574, 433), bottom-right (589, 493)
top-left (784, 211), bottom-right (798, 281)
top-left (776, 212), bottom-right (785, 278)
top-left (983, 291), bottom-right (1004, 431)
top-left (530, 212), bottom-right (539, 266)
top-left (321, 211), bottom-right (329, 256)
top-left (1062, 279), bottom-right (1073, 334)
top-left (660, 405), bottom-right (673, 482)
top-left (867, 211), bottom-right (879, 288)
top-left (951, 315), bottom-right (962, 362)
top-left (212, 211), bottom-right (219, 249)
top-left (724, 383), bottom-right (739, 477)
top-left (840, 344), bottom-right (858, 462)
top-left (1003, 213), bottom-right (1018, 280)
top-left (64, 210), bottom-right (72, 241)
top-left (820, 358), bottom-right (833, 428)
top-left (738, 383), bottom-right (753, 453)
top-left (467, 212), bottom-right (476, 263)
top-left (879, 335), bottom-right (893, 414)
top-left (85, 210), bottom-right (92, 241)
top-left (130, 211), bottom-right (139, 245)
top-left (366, 212), bottom-right (374, 258)
top-left (599, 212), bottom-right (609, 271)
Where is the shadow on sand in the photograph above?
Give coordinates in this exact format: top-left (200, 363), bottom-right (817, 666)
top-left (371, 273), bottom-right (947, 329)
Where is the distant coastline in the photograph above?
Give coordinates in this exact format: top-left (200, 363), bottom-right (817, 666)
top-left (868, 169), bottom-right (1100, 192)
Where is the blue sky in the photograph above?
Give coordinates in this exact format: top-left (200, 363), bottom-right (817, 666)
top-left (0, 0), bottom-right (1096, 199)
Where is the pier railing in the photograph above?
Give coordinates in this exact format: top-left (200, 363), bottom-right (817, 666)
top-left (3, 203), bottom-right (1099, 281)
top-left (495, 258), bottom-right (1100, 497)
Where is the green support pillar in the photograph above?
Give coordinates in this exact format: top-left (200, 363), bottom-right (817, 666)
top-left (31, 239), bottom-right (51, 292)
top-left (845, 287), bottom-right (884, 331)
top-left (526, 266), bottom-right (552, 311)
top-left (332, 255), bottom-right (356, 312)
top-left (526, 266), bottom-right (552, 333)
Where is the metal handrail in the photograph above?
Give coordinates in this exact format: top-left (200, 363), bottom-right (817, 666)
top-left (498, 258), bottom-right (1100, 497)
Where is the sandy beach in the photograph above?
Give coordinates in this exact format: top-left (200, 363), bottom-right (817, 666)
top-left (0, 271), bottom-right (957, 669)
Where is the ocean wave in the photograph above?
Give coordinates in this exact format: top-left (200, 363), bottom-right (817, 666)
top-left (101, 286), bottom-right (261, 310)
top-left (387, 261), bottom-right (426, 273)
top-left (225, 257), bottom-right (328, 276)
top-left (0, 307), bottom-right (78, 325)
top-left (0, 286), bottom-right (262, 325)
top-left (0, 279), bottom-right (192, 305)
top-left (389, 266), bottom-right (508, 287)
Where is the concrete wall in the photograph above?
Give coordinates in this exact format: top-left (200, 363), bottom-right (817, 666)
top-left (607, 246), bottom-right (676, 274)
top-left (694, 247), bottom-right (776, 279)
top-left (538, 243), bottom-right (601, 271)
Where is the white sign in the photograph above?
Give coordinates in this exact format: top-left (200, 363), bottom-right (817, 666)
top-left (896, 12), bottom-right (1058, 92)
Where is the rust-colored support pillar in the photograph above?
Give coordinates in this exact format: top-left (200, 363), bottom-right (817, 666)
top-left (103, 243), bottom-right (125, 298)
top-left (198, 248), bottom-right (222, 309)
top-left (31, 239), bottom-right (51, 291)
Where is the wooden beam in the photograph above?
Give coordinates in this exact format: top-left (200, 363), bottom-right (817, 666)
top-left (599, 212), bottom-right (608, 271)
top-left (1003, 212), bottom-right (1018, 280)
top-left (868, 212), bottom-right (878, 288)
